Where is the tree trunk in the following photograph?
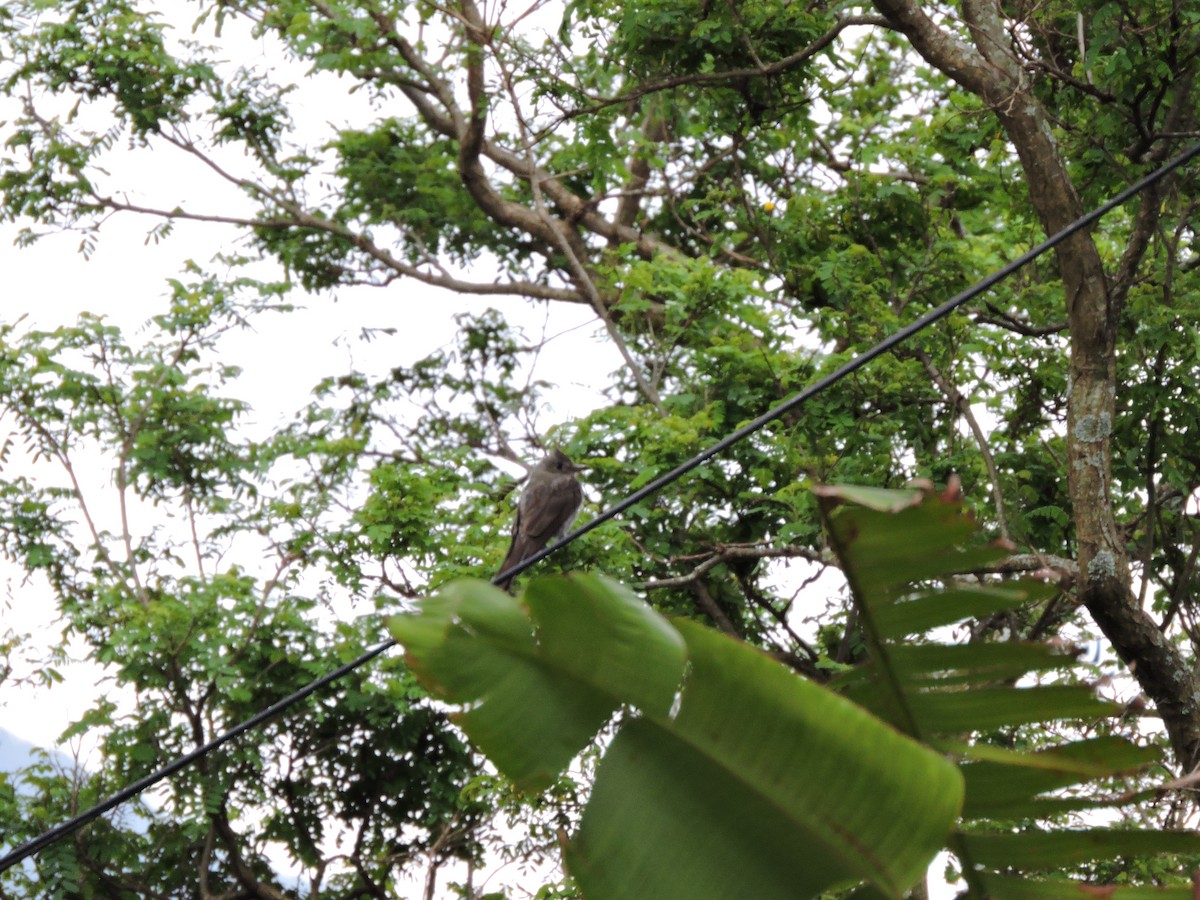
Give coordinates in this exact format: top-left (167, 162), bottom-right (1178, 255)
top-left (871, 0), bottom-right (1200, 771)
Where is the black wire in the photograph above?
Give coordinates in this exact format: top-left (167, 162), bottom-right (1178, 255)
top-left (4, 139), bottom-right (1198, 875)
top-left (0, 639), bottom-right (396, 871)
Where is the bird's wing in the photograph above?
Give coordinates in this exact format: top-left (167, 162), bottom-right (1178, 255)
top-left (519, 474), bottom-right (582, 545)
top-left (496, 474), bottom-right (582, 590)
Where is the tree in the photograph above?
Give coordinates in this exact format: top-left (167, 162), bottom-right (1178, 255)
top-left (0, 287), bottom-right (499, 897)
top-left (1, 0), bottom-right (1200, 895)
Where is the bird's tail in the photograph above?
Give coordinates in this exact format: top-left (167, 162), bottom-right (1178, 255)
top-left (495, 536), bottom-right (538, 592)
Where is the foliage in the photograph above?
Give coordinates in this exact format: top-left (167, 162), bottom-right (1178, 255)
top-left (817, 484), bottom-right (1200, 896)
top-left (392, 572), bottom-right (961, 899)
top-left (1, 0), bottom-right (1200, 895)
top-left (0, 280), bottom-right (490, 896)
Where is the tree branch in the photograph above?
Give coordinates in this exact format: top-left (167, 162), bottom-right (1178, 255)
top-left (486, 2), bottom-right (666, 410)
top-left (869, 0), bottom-right (995, 97)
top-left (975, 302), bottom-right (1066, 337)
top-left (911, 348), bottom-right (1011, 541)
top-left (551, 14), bottom-right (891, 124)
top-left (688, 580), bottom-right (741, 637)
top-left (210, 803), bottom-right (291, 900)
top-left (613, 102), bottom-right (665, 234)
top-left (91, 193), bottom-right (583, 303)
top-left (639, 544), bottom-right (830, 590)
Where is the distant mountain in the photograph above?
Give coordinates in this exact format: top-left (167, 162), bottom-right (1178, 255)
top-left (0, 729), bottom-right (303, 891)
top-left (0, 728), bottom-right (43, 777)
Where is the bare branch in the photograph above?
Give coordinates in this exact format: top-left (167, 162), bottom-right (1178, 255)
top-left (486, 3), bottom-right (666, 410)
top-left (689, 580), bottom-right (742, 637)
top-left (1110, 178), bottom-right (1166, 313)
top-left (986, 552), bottom-right (1078, 580)
top-left (210, 803), bottom-right (291, 900)
top-left (90, 194), bottom-right (583, 303)
top-left (912, 348), bottom-right (1011, 542)
top-left (975, 302), bottom-right (1067, 337)
top-left (613, 103), bottom-right (665, 234)
top-left (639, 544), bottom-right (830, 590)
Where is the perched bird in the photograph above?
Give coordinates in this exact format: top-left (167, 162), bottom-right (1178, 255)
top-left (495, 449), bottom-right (584, 591)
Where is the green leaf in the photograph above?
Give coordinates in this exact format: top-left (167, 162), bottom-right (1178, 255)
top-left (523, 575), bottom-right (685, 715)
top-left (884, 640), bottom-right (1083, 686)
top-left (960, 829), bottom-right (1200, 870)
top-left (844, 681), bottom-right (1114, 733)
top-left (956, 736), bottom-right (1161, 820)
top-left (817, 484), bottom-right (1010, 597)
top-left (389, 575), bottom-right (685, 792)
top-left (871, 584), bottom-right (1052, 639)
top-left (816, 483), bottom-right (1188, 888)
top-left (395, 576), bottom-right (963, 898)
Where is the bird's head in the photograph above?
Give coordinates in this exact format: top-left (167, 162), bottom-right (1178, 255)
top-left (538, 448), bottom-right (584, 474)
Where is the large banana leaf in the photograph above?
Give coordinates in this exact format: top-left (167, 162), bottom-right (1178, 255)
top-left (817, 483), bottom-right (1200, 894)
top-left (390, 575), bottom-right (962, 898)
top-left (391, 575), bottom-right (684, 791)
top-left (390, 481), bottom-right (1200, 898)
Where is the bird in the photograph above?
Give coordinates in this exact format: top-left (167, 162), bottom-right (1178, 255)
top-left (495, 449), bottom-right (584, 591)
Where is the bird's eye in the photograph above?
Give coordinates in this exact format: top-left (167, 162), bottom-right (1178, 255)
top-left (556, 462), bottom-right (563, 470)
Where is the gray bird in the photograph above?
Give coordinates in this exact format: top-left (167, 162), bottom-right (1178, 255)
top-left (496, 449), bottom-right (584, 591)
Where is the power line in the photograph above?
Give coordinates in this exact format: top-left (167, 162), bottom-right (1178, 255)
top-left (0, 640), bottom-right (397, 871)
top-left (4, 139), bottom-right (1199, 875)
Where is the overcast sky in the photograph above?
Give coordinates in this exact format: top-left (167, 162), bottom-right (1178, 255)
top-left (0, 0), bottom-right (621, 757)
